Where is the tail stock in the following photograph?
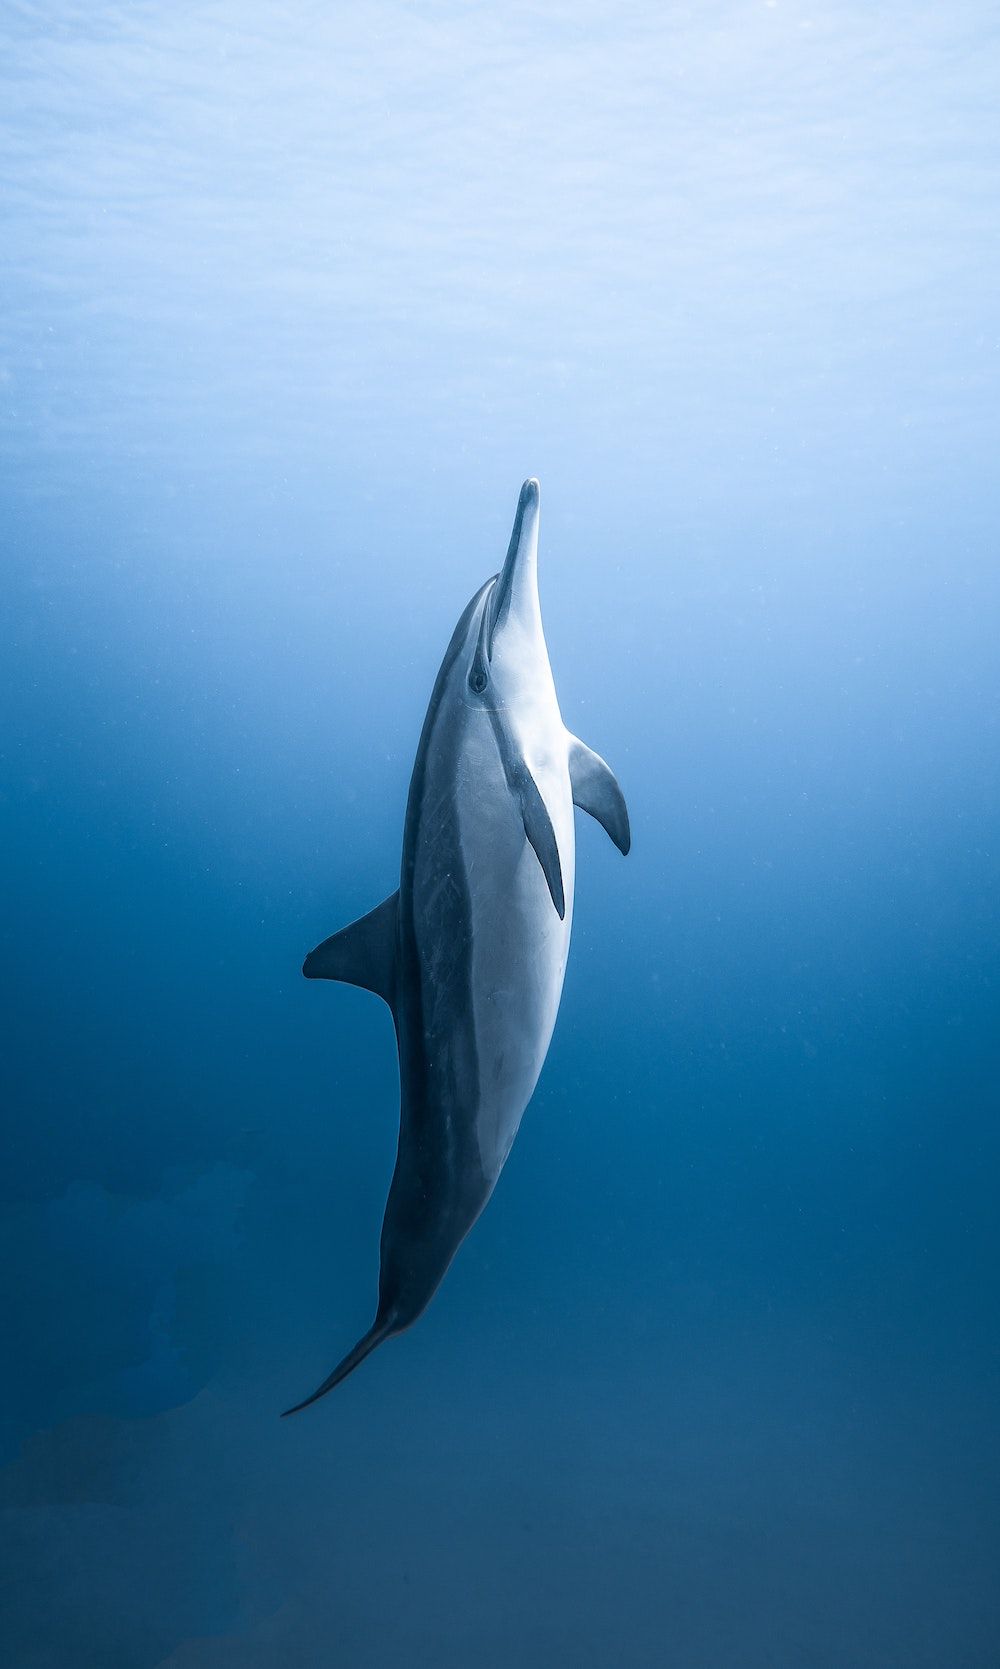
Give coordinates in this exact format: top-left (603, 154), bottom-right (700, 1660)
top-left (281, 1315), bottom-right (395, 1417)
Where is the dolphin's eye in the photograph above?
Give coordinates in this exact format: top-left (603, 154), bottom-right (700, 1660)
top-left (469, 665), bottom-right (488, 695)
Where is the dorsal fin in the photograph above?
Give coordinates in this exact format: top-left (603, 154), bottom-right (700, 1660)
top-left (567, 735), bottom-right (631, 855)
top-left (302, 891), bottom-right (399, 1011)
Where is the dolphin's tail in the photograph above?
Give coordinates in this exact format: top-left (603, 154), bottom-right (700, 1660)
top-left (281, 1315), bottom-right (395, 1417)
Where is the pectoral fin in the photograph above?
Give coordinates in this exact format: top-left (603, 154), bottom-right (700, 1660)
top-left (489, 704), bottom-right (566, 919)
top-left (303, 891), bottom-right (399, 1011)
top-left (568, 736), bottom-right (631, 855)
top-left (514, 762), bottom-right (566, 919)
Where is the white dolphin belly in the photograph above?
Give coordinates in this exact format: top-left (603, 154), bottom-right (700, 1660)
top-left (455, 710), bottom-right (574, 1181)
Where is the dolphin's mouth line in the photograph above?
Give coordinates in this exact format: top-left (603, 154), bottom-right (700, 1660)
top-left (489, 537), bottom-right (519, 652)
top-left (467, 577), bottom-right (498, 696)
top-left (488, 478), bottom-right (537, 654)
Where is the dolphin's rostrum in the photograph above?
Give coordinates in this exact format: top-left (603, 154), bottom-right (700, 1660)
top-left (284, 479), bottom-right (629, 1414)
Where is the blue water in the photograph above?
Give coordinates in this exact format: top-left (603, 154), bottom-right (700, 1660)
top-left (3, 3), bottom-right (999, 1663)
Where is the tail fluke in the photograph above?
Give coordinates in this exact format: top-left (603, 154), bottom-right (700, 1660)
top-left (281, 1316), bottom-right (395, 1417)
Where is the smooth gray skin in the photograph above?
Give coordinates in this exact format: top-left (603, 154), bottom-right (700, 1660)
top-left (284, 480), bottom-right (630, 1414)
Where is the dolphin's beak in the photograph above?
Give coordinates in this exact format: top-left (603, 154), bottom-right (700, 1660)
top-left (489, 478), bottom-right (540, 650)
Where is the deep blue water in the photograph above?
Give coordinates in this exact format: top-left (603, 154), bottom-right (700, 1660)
top-left (2, 4), bottom-right (999, 1664)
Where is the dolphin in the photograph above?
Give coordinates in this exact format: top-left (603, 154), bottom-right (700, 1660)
top-left (283, 478), bottom-right (630, 1414)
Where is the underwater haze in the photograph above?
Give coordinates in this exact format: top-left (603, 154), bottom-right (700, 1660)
top-left (2, 2), bottom-right (999, 1664)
